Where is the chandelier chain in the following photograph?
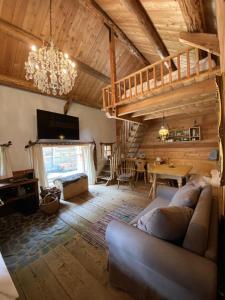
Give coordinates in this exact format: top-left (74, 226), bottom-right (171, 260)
top-left (50, 0), bottom-right (52, 43)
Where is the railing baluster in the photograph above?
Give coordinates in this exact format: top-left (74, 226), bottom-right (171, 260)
top-left (107, 89), bottom-right (110, 106)
top-left (129, 77), bottom-right (132, 100)
top-left (208, 52), bottom-right (212, 72)
top-left (118, 82), bottom-right (121, 102)
top-left (153, 66), bottom-right (156, 88)
top-left (103, 89), bottom-right (106, 108)
top-left (160, 62), bottom-right (164, 86)
top-left (140, 71), bottom-right (143, 95)
top-left (186, 49), bottom-right (190, 78)
top-left (169, 59), bottom-right (172, 84)
top-left (123, 80), bottom-right (126, 99)
top-left (177, 54), bottom-right (181, 80)
top-left (195, 48), bottom-right (200, 76)
top-left (135, 74), bottom-right (137, 96)
top-left (147, 70), bottom-right (150, 91)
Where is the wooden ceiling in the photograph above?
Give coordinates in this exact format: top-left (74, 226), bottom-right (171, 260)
top-left (0, 0), bottom-right (216, 109)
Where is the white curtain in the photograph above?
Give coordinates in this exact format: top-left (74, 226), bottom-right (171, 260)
top-left (30, 144), bottom-right (48, 187)
top-left (82, 144), bottom-right (96, 185)
top-left (0, 146), bottom-right (13, 177)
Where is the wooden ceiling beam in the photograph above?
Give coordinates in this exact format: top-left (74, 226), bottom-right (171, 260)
top-left (132, 95), bottom-right (217, 118)
top-left (177, 0), bottom-right (206, 32)
top-left (121, 0), bottom-right (176, 71)
top-left (81, 0), bottom-right (149, 66)
top-left (64, 98), bottom-right (73, 115)
top-left (0, 74), bottom-right (99, 109)
top-left (0, 18), bottom-right (110, 84)
top-left (118, 79), bottom-right (216, 116)
top-left (143, 100), bottom-right (216, 121)
top-left (179, 32), bottom-right (220, 56)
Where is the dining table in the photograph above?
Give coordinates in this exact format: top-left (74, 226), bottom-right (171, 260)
top-left (148, 164), bottom-right (193, 199)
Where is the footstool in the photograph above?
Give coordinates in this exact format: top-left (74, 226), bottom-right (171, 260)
top-left (54, 173), bottom-right (88, 200)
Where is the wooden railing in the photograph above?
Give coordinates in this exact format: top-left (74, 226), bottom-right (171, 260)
top-left (109, 143), bottom-right (121, 180)
top-left (102, 47), bottom-right (219, 110)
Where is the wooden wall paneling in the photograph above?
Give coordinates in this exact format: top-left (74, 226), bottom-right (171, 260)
top-left (140, 112), bottom-right (219, 175)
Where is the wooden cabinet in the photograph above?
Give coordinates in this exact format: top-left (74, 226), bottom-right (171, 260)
top-left (0, 178), bottom-right (39, 216)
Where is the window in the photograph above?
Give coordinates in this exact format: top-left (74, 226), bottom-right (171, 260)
top-left (43, 146), bottom-right (85, 186)
top-left (104, 145), bottom-right (112, 158)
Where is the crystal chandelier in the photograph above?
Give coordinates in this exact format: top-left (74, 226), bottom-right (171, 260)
top-left (24, 0), bottom-right (77, 96)
top-left (159, 113), bottom-right (169, 142)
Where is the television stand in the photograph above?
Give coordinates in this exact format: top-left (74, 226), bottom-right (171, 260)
top-left (0, 177), bottom-right (39, 216)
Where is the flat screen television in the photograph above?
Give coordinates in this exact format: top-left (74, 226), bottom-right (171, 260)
top-left (37, 109), bottom-right (79, 140)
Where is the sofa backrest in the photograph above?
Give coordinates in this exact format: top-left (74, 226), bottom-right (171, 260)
top-left (182, 185), bottom-right (212, 256)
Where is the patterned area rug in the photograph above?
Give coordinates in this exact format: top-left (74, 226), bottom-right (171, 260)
top-left (81, 204), bottom-right (143, 248)
top-left (0, 211), bottom-right (75, 271)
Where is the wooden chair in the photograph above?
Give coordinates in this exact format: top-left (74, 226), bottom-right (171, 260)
top-left (135, 159), bottom-right (147, 184)
top-left (116, 159), bottom-right (136, 189)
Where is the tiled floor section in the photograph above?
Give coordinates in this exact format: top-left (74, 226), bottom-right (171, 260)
top-left (0, 211), bottom-right (76, 271)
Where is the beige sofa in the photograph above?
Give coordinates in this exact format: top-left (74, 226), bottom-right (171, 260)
top-left (106, 185), bottom-right (218, 300)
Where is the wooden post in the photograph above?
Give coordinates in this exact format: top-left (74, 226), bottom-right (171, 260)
top-left (216, 0), bottom-right (225, 72)
top-left (109, 28), bottom-right (117, 107)
top-left (217, 74), bottom-right (225, 186)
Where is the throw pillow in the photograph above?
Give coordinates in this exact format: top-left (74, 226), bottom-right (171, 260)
top-left (169, 183), bottom-right (201, 208)
top-left (137, 206), bottom-right (193, 242)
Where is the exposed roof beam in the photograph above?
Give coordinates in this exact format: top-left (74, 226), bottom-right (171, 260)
top-left (179, 32), bottom-right (220, 56)
top-left (0, 18), bottom-right (110, 84)
top-left (121, 0), bottom-right (176, 71)
top-left (177, 0), bottom-right (206, 32)
top-left (132, 94), bottom-right (217, 118)
top-left (216, 0), bottom-right (225, 72)
top-left (143, 99), bottom-right (216, 121)
top-left (118, 79), bottom-right (216, 116)
top-left (64, 98), bottom-right (73, 115)
top-left (81, 0), bottom-right (149, 66)
top-left (0, 74), bottom-right (98, 109)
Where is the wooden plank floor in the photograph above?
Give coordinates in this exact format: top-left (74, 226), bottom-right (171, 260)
top-left (11, 183), bottom-right (150, 300)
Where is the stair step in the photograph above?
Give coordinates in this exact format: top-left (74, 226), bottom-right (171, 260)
top-left (97, 176), bottom-right (111, 181)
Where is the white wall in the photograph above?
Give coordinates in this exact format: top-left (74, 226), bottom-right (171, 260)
top-left (0, 85), bottom-right (116, 172)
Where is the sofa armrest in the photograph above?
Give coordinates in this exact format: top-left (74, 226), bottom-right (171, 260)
top-left (106, 220), bottom-right (217, 300)
top-left (156, 185), bottom-right (178, 200)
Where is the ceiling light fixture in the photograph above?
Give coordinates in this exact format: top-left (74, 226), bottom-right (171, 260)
top-left (24, 0), bottom-right (77, 96)
top-left (159, 113), bottom-right (169, 142)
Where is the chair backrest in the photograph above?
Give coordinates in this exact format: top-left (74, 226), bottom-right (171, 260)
top-left (118, 159), bottom-right (136, 175)
top-left (135, 159), bottom-right (146, 171)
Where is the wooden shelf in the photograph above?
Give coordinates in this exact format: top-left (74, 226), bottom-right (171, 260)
top-left (0, 177), bottom-right (39, 215)
top-left (4, 192), bottom-right (37, 204)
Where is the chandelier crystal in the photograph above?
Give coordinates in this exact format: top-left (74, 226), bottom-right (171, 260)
top-left (24, 0), bottom-right (77, 96)
top-left (25, 42), bottom-right (77, 96)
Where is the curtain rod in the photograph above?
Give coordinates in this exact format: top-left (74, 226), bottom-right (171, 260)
top-left (0, 141), bottom-right (12, 147)
top-left (25, 139), bottom-right (95, 148)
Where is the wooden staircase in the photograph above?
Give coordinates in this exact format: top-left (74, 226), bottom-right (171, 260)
top-left (96, 158), bottom-right (111, 184)
top-left (121, 121), bottom-right (147, 158)
top-left (97, 121), bottom-right (147, 185)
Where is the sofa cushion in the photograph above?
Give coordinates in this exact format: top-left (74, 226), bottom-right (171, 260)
top-left (130, 196), bottom-right (169, 226)
top-left (169, 183), bottom-right (201, 208)
top-left (183, 186), bottom-right (212, 256)
top-left (137, 206), bottom-right (193, 242)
